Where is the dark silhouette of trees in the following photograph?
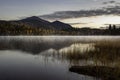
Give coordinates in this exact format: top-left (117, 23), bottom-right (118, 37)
top-left (108, 24), bottom-right (112, 30)
top-left (113, 25), bottom-right (116, 30)
top-left (106, 24), bottom-right (120, 35)
top-left (0, 21), bottom-right (120, 35)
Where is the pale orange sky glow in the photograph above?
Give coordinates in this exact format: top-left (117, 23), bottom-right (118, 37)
top-left (61, 15), bottom-right (120, 28)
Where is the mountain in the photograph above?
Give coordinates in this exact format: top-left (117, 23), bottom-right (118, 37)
top-left (17, 16), bottom-right (54, 29)
top-left (20, 16), bottom-right (49, 23)
top-left (51, 21), bottom-right (73, 30)
top-left (0, 16), bottom-right (73, 31)
top-left (18, 16), bottom-right (73, 30)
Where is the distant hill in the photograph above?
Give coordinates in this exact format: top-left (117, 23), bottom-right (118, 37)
top-left (51, 21), bottom-right (73, 30)
top-left (12, 16), bottom-right (73, 30)
top-left (14, 16), bottom-right (54, 29)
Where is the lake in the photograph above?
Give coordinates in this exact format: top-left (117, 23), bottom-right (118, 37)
top-left (0, 36), bottom-right (120, 80)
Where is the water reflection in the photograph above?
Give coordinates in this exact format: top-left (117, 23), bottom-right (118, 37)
top-left (0, 36), bottom-right (120, 80)
top-left (0, 50), bottom-right (97, 80)
top-left (41, 43), bottom-right (95, 65)
top-left (0, 36), bottom-right (119, 54)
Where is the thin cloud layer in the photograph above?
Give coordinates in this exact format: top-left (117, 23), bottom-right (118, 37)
top-left (40, 5), bottom-right (120, 20)
top-left (69, 22), bottom-right (89, 25)
top-left (102, 0), bottom-right (116, 4)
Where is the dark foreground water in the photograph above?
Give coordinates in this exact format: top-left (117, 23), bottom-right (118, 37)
top-left (0, 36), bottom-right (120, 80)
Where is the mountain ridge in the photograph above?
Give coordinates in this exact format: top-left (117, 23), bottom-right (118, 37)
top-left (51, 20), bottom-right (73, 30)
top-left (7, 16), bottom-right (73, 30)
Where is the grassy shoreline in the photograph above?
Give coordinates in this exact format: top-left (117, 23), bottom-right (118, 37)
top-left (69, 66), bottom-right (120, 80)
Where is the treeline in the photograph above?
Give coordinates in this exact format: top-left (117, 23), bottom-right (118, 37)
top-left (103, 25), bottom-right (120, 35)
top-left (0, 21), bottom-right (77, 35)
top-left (0, 21), bottom-right (120, 35)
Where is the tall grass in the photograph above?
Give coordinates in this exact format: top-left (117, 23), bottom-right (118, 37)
top-left (58, 40), bottom-right (120, 66)
top-left (67, 41), bottom-right (120, 80)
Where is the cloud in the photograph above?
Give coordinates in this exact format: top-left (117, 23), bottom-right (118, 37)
top-left (40, 5), bottom-right (120, 20)
top-left (102, 0), bottom-right (116, 4)
top-left (69, 22), bottom-right (89, 25)
top-left (104, 24), bottom-right (120, 25)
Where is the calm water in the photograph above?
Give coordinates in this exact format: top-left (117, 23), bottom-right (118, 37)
top-left (0, 36), bottom-right (120, 80)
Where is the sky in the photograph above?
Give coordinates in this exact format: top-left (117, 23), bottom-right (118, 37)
top-left (0, 0), bottom-right (120, 28)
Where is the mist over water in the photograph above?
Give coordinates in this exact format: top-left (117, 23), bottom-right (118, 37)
top-left (0, 36), bottom-right (120, 80)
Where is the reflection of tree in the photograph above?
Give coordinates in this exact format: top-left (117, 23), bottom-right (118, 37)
top-left (0, 37), bottom-right (75, 54)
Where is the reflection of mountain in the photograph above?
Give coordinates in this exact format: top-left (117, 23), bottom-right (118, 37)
top-left (0, 37), bottom-right (76, 54)
top-left (0, 36), bottom-right (119, 54)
